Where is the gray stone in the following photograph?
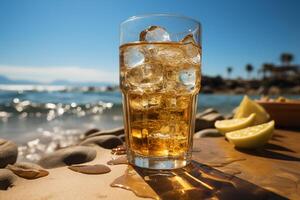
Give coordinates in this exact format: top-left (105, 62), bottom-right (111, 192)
top-left (38, 146), bottom-right (96, 169)
top-left (0, 169), bottom-right (17, 190)
top-left (194, 129), bottom-right (222, 138)
top-left (195, 118), bottom-right (210, 132)
top-left (225, 113), bottom-right (234, 119)
top-left (68, 164), bottom-right (111, 174)
top-left (195, 113), bottom-right (224, 132)
top-left (7, 162), bottom-right (49, 179)
top-left (86, 127), bottom-right (124, 138)
top-left (80, 135), bottom-right (123, 149)
top-left (196, 108), bottom-right (218, 118)
top-left (202, 113), bottom-right (224, 121)
top-left (0, 138), bottom-right (18, 168)
top-left (84, 128), bottom-right (100, 137)
top-left (118, 134), bottom-right (126, 142)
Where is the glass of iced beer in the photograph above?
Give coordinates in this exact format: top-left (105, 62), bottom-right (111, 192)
top-left (120, 14), bottom-right (201, 169)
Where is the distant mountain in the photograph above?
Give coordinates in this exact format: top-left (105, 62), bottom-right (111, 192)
top-left (0, 75), bottom-right (11, 84)
top-left (0, 75), bottom-right (39, 85)
top-left (50, 80), bottom-right (72, 85)
top-left (50, 79), bottom-right (115, 86)
top-left (0, 75), bottom-right (116, 86)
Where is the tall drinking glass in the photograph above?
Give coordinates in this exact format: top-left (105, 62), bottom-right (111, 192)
top-left (120, 14), bottom-right (201, 169)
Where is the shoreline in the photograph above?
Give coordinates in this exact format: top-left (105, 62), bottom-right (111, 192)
top-left (3, 107), bottom-right (227, 164)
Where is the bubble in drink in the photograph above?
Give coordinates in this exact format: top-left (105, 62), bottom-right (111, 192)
top-left (140, 26), bottom-right (171, 42)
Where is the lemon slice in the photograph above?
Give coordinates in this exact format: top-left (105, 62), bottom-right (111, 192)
top-left (234, 96), bottom-right (270, 125)
top-left (215, 113), bottom-right (256, 134)
top-left (225, 120), bottom-right (274, 149)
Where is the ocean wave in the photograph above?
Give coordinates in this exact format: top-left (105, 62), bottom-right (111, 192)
top-left (0, 98), bottom-right (122, 122)
top-left (18, 127), bottom-right (82, 162)
top-left (0, 84), bottom-right (119, 93)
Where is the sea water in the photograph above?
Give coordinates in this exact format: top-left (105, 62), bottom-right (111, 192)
top-left (0, 84), bottom-right (299, 144)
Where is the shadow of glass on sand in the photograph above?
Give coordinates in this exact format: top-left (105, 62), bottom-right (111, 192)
top-left (133, 160), bottom-right (288, 200)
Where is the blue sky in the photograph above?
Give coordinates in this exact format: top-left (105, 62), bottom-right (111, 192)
top-left (0, 0), bottom-right (299, 83)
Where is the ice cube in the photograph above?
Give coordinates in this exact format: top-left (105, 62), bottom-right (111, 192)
top-left (148, 94), bottom-right (162, 108)
top-left (123, 46), bottom-right (145, 68)
top-left (130, 96), bottom-right (148, 110)
top-left (126, 63), bottom-right (163, 89)
top-left (165, 97), bottom-right (177, 108)
top-left (140, 26), bottom-right (171, 42)
top-left (157, 46), bottom-right (184, 61)
top-left (180, 34), bottom-right (196, 44)
top-left (189, 49), bottom-right (201, 64)
top-left (184, 44), bottom-right (201, 64)
top-left (176, 96), bottom-right (189, 109)
top-left (130, 94), bottom-right (162, 110)
top-left (164, 67), bottom-right (185, 92)
top-left (179, 68), bottom-right (197, 87)
top-left (181, 34), bottom-right (201, 64)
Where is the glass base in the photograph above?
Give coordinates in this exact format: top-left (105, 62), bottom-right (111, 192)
top-left (127, 150), bottom-right (191, 169)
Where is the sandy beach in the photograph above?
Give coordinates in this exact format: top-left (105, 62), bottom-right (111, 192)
top-left (1, 0), bottom-right (300, 199)
top-left (1, 128), bottom-right (300, 200)
top-left (0, 146), bottom-right (145, 200)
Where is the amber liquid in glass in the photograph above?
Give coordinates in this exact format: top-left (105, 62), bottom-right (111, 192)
top-left (120, 42), bottom-right (201, 169)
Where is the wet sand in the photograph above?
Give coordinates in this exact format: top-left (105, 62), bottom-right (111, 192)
top-left (0, 146), bottom-right (144, 200)
top-left (192, 129), bottom-right (300, 200)
top-left (1, 129), bottom-right (299, 200)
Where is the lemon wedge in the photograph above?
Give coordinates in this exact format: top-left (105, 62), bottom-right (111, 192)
top-left (215, 113), bottom-right (256, 134)
top-left (234, 96), bottom-right (270, 125)
top-left (225, 120), bottom-right (275, 149)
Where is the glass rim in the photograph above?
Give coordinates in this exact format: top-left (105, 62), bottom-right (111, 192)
top-left (121, 13), bottom-right (201, 28)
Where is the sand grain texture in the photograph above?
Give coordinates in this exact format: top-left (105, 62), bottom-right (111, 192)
top-left (0, 129), bottom-right (298, 199)
top-left (192, 129), bottom-right (300, 200)
top-left (0, 147), bottom-right (147, 200)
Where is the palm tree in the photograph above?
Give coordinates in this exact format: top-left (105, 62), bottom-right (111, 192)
top-left (245, 64), bottom-right (254, 79)
top-left (226, 66), bottom-right (233, 79)
top-left (280, 53), bottom-right (294, 66)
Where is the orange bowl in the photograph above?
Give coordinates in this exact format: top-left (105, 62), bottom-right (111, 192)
top-left (257, 100), bottom-right (300, 129)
